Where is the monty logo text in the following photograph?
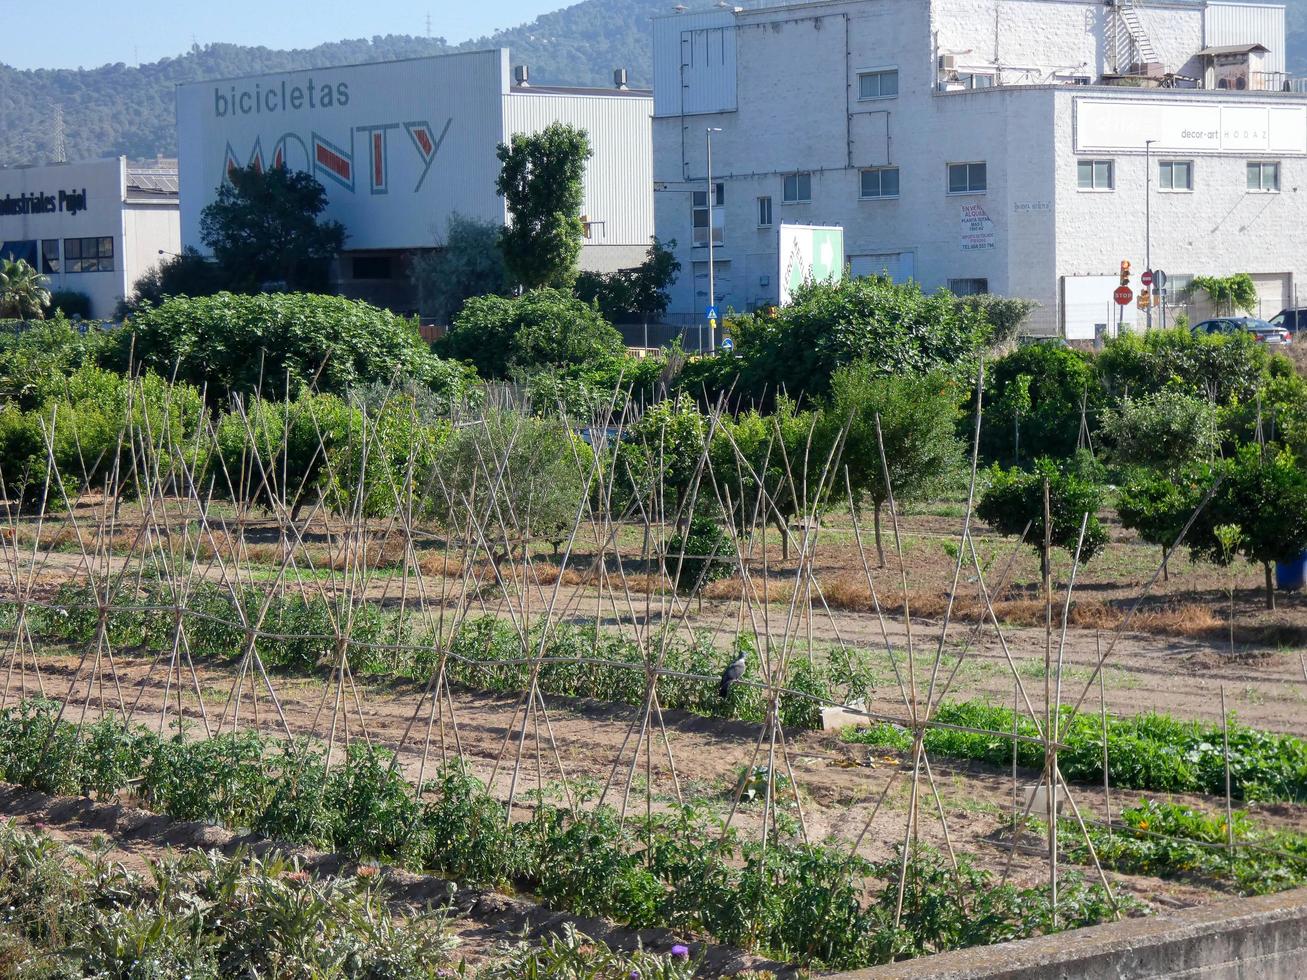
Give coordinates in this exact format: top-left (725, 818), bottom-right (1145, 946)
top-left (222, 116), bottom-right (452, 196)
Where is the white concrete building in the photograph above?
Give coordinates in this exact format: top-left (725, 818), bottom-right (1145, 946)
top-left (653, 0), bottom-right (1307, 337)
top-left (177, 50), bottom-right (654, 313)
top-left (0, 157), bottom-right (179, 320)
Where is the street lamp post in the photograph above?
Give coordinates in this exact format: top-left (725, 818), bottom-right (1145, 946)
top-left (706, 126), bottom-right (722, 352)
top-left (1145, 138), bottom-right (1156, 331)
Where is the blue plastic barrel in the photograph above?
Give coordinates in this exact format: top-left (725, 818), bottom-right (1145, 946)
top-left (1276, 552), bottom-right (1307, 591)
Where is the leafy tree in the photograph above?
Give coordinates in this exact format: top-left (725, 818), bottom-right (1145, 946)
top-left (114, 292), bottom-right (468, 403)
top-left (0, 258), bottom-right (50, 320)
top-left (1188, 273), bottom-right (1258, 316)
top-left (1117, 465), bottom-right (1212, 580)
top-left (120, 247), bottom-right (227, 316)
top-left (953, 293), bottom-right (1039, 344)
top-left (0, 317), bottom-right (109, 411)
top-left (0, 365), bottom-right (206, 507)
top-left (821, 364), bottom-right (965, 565)
top-left (441, 288), bottom-right (622, 379)
top-left (1192, 446), bottom-right (1307, 610)
top-left (409, 214), bottom-right (509, 325)
top-left (710, 397), bottom-right (819, 560)
top-left (981, 343), bottom-right (1102, 466)
top-left (574, 238), bottom-right (681, 322)
top-left (427, 410), bottom-right (592, 557)
top-left (214, 391), bottom-right (355, 522)
top-left (496, 123), bottom-right (592, 290)
top-left (617, 395), bottom-right (710, 525)
top-left (199, 164), bottom-right (346, 293)
top-left (977, 457), bottom-right (1109, 575)
top-left (1100, 390), bottom-right (1220, 473)
top-left (719, 275), bottom-right (989, 404)
top-left (1097, 328), bottom-right (1267, 406)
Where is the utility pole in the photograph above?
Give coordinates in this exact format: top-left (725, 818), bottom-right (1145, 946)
top-left (706, 126), bottom-right (722, 353)
top-left (1145, 138), bottom-right (1155, 331)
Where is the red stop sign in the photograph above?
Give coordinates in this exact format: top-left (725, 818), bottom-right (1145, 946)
top-left (1141, 270), bottom-right (1154, 288)
top-left (1114, 285), bottom-right (1133, 305)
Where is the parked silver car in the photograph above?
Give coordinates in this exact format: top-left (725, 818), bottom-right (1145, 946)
top-left (1191, 317), bottom-right (1292, 346)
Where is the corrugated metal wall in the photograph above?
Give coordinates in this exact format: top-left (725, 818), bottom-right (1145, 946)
top-left (653, 10), bottom-right (738, 118)
top-left (503, 92), bottom-right (654, 249)
top-left (1205, 2), bottom-right (1286, 75)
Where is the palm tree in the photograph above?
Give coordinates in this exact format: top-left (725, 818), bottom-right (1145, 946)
top-left (0, 257), bottom-right (51, 320)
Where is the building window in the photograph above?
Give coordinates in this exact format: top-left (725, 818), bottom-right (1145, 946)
top-left (782, 172), bottom-right (812, 203)
top-left (1247, 161), bottom-right (1280, 192)
top-left (757, 195), bottom-right (773, 227)
top-left (1076, 159), bottom-right (1114, 191)
top-left (860, 166), bottom-right (900, 199)
top-left (1158, 160), bottom-right (1193, 191)
top-left (947, 162), bottom-right (986, 194)
top-left (40, 240), bottom-right (60, 275)
top-left (351, 256), bottom-right (393, 280)
top-left (63, 237), bottom-right (114, 273)
top-left (858, 68), bottom-right (899, 100)
top-left (948, 277), bottom-right (989, 296)
top-left (693, 183), bottom-right (724, 246)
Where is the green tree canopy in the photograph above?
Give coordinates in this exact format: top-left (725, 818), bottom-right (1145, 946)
top-left (575, 238), bottom-right (681, 322)
top-left (821, 364), bottom-right (966, 565)
top-left (980, 342), bottom-right (1102, 467)
top-left (496, 123), bottom-right (592, 290)
top-left (1100, 389), bottom-right (1220, 473)
top-left (977, 457), bottom-right (1109, 574)
top-left (115, 292), bottom-right (468, 403)
top-left (1192, 446), bottom-right (1307, 610)
top-left (1096, 328), bottom-right (1268, 406)
top-left (441, 288), bottom-right (622, 380)
top-left (120, 247), bottom-right (227, 316)
top-left (199, 164), bottom-right (346, 293)
top-left (427, 410), bottom-right (593, 556)
top-left (409, 213), bottom-right (509, 325)
top-left (717, 275), bottom-right (989, 404)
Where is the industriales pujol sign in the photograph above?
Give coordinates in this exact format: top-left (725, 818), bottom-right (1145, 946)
top-left (0, 188), bottom-right (90, 218)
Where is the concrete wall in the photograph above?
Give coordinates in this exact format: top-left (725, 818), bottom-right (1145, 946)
top-left (831, 885), bottom-right (1307, 979)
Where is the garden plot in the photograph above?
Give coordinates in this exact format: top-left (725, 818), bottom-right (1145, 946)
top-left (1, 381), bottom-right (1306, 975)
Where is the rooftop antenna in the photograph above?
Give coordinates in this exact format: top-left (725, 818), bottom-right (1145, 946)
top-left (52, 105), bottom-right (66, 164)
top-left (425, 12), bottom-right (432, 38)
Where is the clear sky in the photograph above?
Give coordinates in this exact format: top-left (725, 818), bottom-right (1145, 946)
top-left (1, 0), bottom-right (563, 71)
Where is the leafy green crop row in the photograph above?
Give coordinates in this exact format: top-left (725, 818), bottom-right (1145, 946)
top-left (844, 700), bottom-right (1307, 803)
top-left (0, 700), bottom-right (1120, 970)
top-left (1059, 800), bottom-right (1307, 895)
top-left (0, 819), bottom-right (706, 980)
top-left (0, 822), bottom-right (458, 979)
top-left (11, 582), bottom-right (874, 732)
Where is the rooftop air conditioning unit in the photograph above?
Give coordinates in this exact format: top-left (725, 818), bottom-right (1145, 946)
top-left (938, 53), bottom-right (957, 72)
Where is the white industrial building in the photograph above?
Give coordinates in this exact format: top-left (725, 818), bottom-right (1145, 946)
top-left (177, 50), bottom-right (654, 313)
top-left (0, 157), bottom-right (179, 320)
top-left (653, 0), bottom-right (1307, 337)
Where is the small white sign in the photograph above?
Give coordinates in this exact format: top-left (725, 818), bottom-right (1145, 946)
top-left (960, 203), bottom-right (995, 251)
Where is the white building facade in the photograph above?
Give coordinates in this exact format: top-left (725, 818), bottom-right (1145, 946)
top-left (653, 0), bottom-right (1307, 337)
top-left (177, 50), bottom-right (654, 313)
top-left (0, 157), bottom-right (179, 320)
